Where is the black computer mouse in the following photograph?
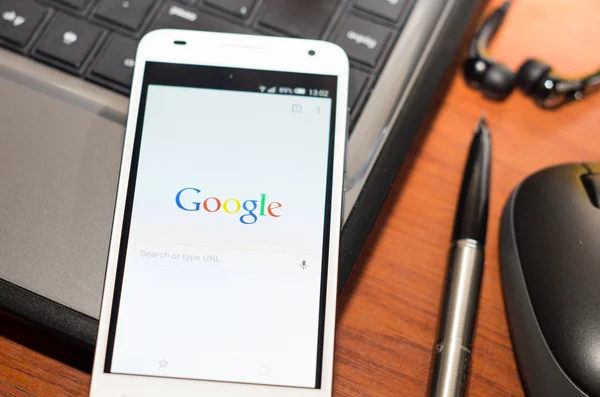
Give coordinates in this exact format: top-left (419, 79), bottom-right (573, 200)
top-left (500, 162), bottom-right (600, 397)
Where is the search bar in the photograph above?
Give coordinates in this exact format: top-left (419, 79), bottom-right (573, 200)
top-left (131, 242), bottom-right (317, 276)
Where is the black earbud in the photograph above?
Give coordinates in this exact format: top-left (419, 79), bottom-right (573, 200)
top-left (464, 2), bottom-right (515, 101)
top-left (463, 57), bottom-right (515, 101)
top-left (515, 59), bottom-right (552, 96)
top-left (463, 1), bottom-right (600, 109)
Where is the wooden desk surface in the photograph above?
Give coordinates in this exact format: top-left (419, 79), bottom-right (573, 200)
top-left (2, 0), bottom-right (600, 395)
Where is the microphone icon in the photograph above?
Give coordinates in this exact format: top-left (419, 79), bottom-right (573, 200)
top-left (300, 260), bottom-right (307, 270)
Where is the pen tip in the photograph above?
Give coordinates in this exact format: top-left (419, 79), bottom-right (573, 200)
top-left (475, 116), bottom-right (490, 138)
top-left (500, 1), bottom-right (511, 12)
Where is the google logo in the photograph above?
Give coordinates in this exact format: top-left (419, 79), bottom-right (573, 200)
top-left (175, 188), bottom-right (282, 225)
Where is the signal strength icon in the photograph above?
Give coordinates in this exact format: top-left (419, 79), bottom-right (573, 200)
top-left (267, 86), bottom-right (277, 94)
top-left (259, 85), bottom-right (267, 93)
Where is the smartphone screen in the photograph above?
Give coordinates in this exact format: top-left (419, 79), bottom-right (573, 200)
top-left (104, 62), bottom-right (338, 389)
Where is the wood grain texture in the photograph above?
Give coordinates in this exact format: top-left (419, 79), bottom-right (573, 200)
top-left (2, 0), bottom-right (600, 395)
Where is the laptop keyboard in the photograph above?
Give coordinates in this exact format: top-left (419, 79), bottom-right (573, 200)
top-left (0, 0), bottom-right (415, 126)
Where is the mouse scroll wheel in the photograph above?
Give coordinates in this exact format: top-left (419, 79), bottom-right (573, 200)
top-left (581, 173), bottom-right (600, 207)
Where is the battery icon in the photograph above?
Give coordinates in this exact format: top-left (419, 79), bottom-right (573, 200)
top-left (294, 87), bottom-right (307, 95)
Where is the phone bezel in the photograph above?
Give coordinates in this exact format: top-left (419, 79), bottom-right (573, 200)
top-left (90, 29), bottom-right (349, 397)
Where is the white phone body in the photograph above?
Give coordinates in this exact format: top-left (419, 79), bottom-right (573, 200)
top-left (90, 29), bottom-right (348, 397)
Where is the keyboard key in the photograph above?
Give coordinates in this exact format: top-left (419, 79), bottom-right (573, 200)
top-left (205, 0), bottom-right (256, 19)
top-left (355, 0), bottom-right (408, 22)
top-left (91, 34), bottom-right (138, 88)
top-left (0, 0), bottom-right (49, 48)
top-left (259, 0), bottom-right (338, 39)
top-left (349, 68), bottom-right (369, 109)
top-left (95, 0), bottom-right (155, 31)
top-left (36, 13), bottom-right (104, 69)
top-left (332, 15), bottom-right (392, 67)
top-left (51, 0), bottom-right (90, 10)
top-left (153, 3), bottom-right (254, 34)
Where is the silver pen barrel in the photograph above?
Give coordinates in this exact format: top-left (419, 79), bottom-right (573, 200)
top-left (429, 238), bottom-right (484, 397)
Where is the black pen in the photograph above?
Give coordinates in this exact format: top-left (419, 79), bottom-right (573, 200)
top-left (428, 117), bottom-right (491, 397)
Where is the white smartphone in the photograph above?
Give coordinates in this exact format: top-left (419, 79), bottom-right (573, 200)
top-left (89, 29), bottom-right (348, 397)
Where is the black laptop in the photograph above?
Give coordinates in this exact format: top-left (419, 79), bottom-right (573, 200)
top-left (0, 0), bottom-right (480, 348)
